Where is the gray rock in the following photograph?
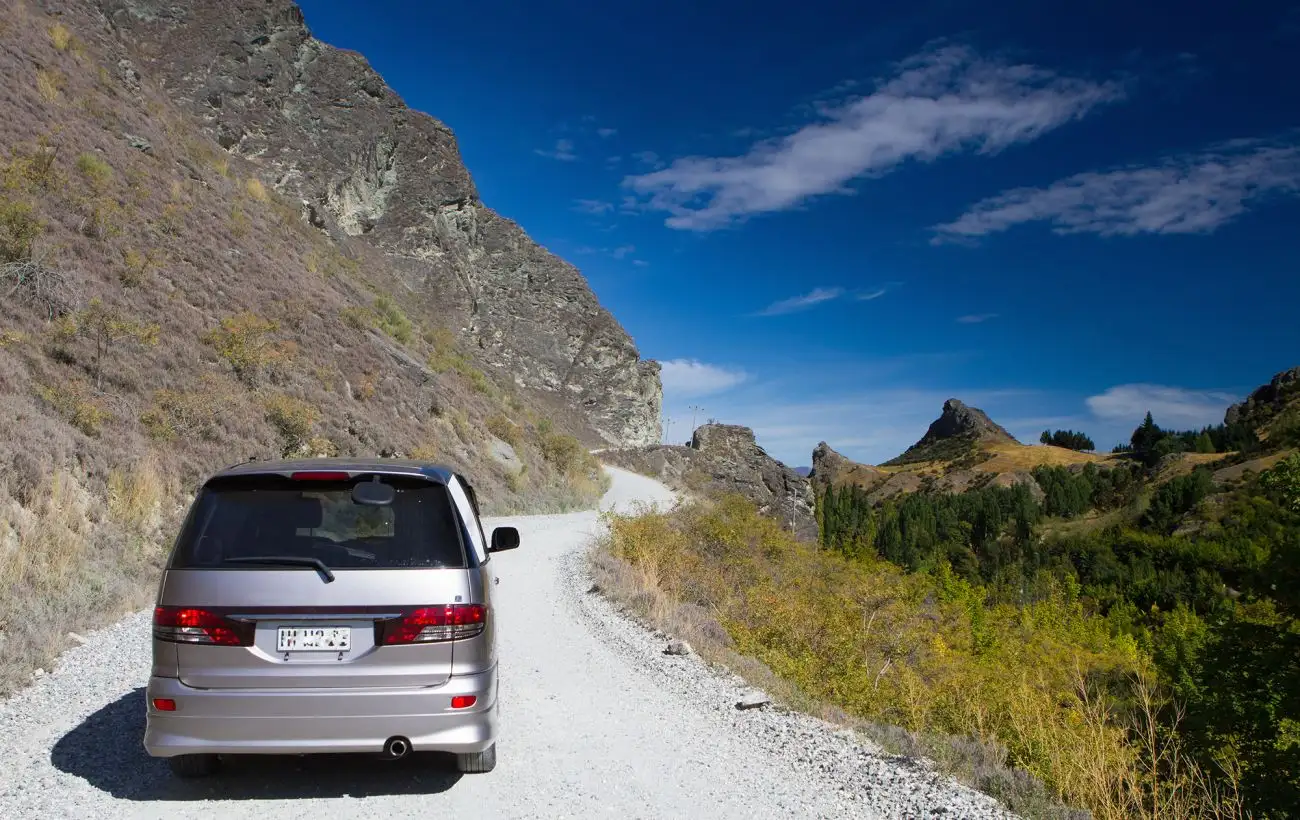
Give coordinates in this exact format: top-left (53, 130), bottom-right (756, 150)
top-left (736, 690), bottom-right (770, 710)
top-left (664, 639), bottom-right (693, 656)
top-left (488, 437), bottom-right (521, 473)
top-left (104, 1), bottom-right (662, 448)
top-left (123, 133), bottom-right (153, 153)
top-left (602, 424), bottom-right (818, 541)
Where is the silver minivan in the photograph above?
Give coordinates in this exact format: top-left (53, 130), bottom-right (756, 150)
top-left (143, 458), bottom-right (519, 777)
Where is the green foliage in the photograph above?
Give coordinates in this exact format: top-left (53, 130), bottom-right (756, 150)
top-left (485, 413), bottom-right (522, 447)
top-left (1126, 411), bottom-right (1258, 467)
top-left (819, 455), bottom-right (1300, 817)
top-left (1040, 429), bottom-right (1096, 451)
top-left (74, 152), bottom-right (113, 192)
top-left (371, 295), bottom-right (414, 344)
top-left (263, 394), bottom-right (318, 456)
top-left (1141, 468), bottom-right (1213, 533)
top-left (53, 298), bottom-right (160, 389)
top-left (0, 198), bottom-right (43, 262)
top-left (1261, 453), bottom-right (1300, 512)
top-left (202, 312), bottom-right (296, 385)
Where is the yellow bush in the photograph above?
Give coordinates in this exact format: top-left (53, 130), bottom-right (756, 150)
top-left (74, 152), bottom-right (113, 192)
top-left (243, 177), bottom-right (270, 203)
top-left (263, 394), bottom-right (318, 455)
top-left (48, 22), bottom-right (72, 50)
top-left (486, 413), bottom-right (521, 446)
top-left (35, 381), bottom-right (111, 436)
top-left (36, 68), bottom-right (64, 102)
top-left (202, 312), bottom-right (295, 383)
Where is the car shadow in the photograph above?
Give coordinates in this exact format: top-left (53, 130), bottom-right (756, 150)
top-left (51, 688), bottom-right (463, 800)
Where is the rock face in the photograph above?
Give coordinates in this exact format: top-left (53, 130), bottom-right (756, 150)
top-left (884, 399), bottom-right (1019, 466)
top-left (602, 424), bottom-right (817, 541)
top-left (1225, 366), bottom-right (1300, 433)
top-left (95, 0), bottom-right (661, 447)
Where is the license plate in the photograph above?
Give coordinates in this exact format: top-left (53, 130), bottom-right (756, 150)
top-left (277, 626), bottom-right (351, 652)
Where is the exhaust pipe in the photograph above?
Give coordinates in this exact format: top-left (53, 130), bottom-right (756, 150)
top-left (382, 736), bottom-right (411, 760)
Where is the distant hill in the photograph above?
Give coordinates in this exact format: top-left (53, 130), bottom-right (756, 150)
top-left (793, 466), bottom-right (812, 477)
top-left (810, 399), bottom-right (1107, 504)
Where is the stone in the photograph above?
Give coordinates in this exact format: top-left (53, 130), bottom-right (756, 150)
top-left (664, 639), bottom-right (692, 656)
top-left (488, 437), bottom-right (521, 473)
top-left (123, 133), bottom-right (153, 153)
top-left (736, 690), bottom-right (770, 710)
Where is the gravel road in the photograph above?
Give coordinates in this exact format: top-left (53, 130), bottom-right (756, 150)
top-left (0, 466), bottom-right (1018, 820)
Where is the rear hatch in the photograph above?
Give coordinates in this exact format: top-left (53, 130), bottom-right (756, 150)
top-left (157, 470), bottom-right (479, 690)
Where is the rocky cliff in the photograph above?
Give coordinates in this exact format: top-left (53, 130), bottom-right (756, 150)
top-left (1225, 366), bottom-right (1300, 438)
top-left (883, 398), bottom-right (1019, 466)
top-left (602, 424), bottom-right (817, 541)
top-left (93, 0), bottom-right (661, 448)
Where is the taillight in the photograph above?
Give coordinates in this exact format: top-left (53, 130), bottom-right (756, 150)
top-left (153, 606), bottom-right (254, 646)
top-left (377, 604), bottom-right (487, 645)
top-left (290, 471), bottom-right (350, 480)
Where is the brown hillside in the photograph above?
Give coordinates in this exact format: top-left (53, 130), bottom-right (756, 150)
top-left (0, 0), bottom-right (657, 693)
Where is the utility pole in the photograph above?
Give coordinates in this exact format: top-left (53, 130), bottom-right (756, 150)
top-left (688, 404), bottom-right (703, 431)
top-left (663, 415), bottom-right (673, 444)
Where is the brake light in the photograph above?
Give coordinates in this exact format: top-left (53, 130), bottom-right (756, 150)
top-left (153, 606), bottom-right (254, 646)
top-left (378, 604), bottom-right (487, 645)
top-left (451, 695), bottom-right (477, 709)
top-left (152, 698), bottom-right (177, 712)
top-left (290, 471), bottom-right (350, 481)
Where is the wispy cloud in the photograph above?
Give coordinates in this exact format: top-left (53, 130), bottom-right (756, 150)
top-left (855, 281), bottom-right (901, 301)
top-left (956, 313), bottom-right (999, 323)
top-left (1085, 383), bottom-right (1239, 429)
top-left (535, 138), bottom-right (577, 161)
top-left (754, 286), bottom-right (844, 317)
top-left (632, 150), bottom-right (664, 169)
top-left (623, 43), bottom-right (1124, 231)
top-left (573, 198), bottom-right (614, 215)
top-left (611, 245), bottom-right (635, 259)
top-left (659, 359), bottom-right (749, 397)
top-left (632, 259), bottom-right (650, 267)
top-left (932, 137), bottom-right (1300, 242)
top-left (597, 127), bottom-right (618, 138)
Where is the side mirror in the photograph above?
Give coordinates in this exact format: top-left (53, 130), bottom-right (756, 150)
top-left (488, 526), bottom-right (520, 553)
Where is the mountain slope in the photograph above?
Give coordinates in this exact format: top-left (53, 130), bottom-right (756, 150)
top-left (0, 0), bottom-right (658, 693)
top-left (93, 0), bottom-right (661, 449)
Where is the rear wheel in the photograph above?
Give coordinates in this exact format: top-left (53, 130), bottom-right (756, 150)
top-left (168, 753), bottom-right (220, 778)
top-left (455, 743), bottom-right (496, 774)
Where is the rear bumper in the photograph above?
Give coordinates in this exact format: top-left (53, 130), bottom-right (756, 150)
top-left (143, 665), bottom-right (498, 757)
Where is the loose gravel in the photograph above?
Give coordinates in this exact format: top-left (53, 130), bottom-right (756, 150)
top-left (0, 466), bottom-right (1019, 820)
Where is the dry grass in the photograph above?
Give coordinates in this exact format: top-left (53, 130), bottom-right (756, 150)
top-left (593, 495), bottom-right (1250, 820)
top-left (976, 442), bottom-right (1104, 472)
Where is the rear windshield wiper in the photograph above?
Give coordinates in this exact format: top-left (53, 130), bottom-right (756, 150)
top-left (223, 556), bottom-right (335, 583)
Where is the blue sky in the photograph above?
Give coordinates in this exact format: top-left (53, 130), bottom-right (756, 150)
top-left (298, 0), bottom-right (1300, 466)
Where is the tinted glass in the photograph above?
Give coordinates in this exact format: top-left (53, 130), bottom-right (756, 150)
top-left (170, 474), bottom-right (467, 569)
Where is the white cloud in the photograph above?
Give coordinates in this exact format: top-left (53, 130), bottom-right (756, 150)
top-left (659, 359), bottom-right (749, 398)
top-left (754, 286), bottom-right (844, 317)
top-left (632, 259), bottom-right (650, 267)
top-left (572, 198), bottom-right (614, 214)
top-left (1085, 384), bottom-right (1239, 429)
top-left (611, 245), bottom-right (635, 259)
top-left (535, 138), bottom-right (577, 161)
top-left (623, 44), bottom-right (1124, 231)
top-left (857, 288), bottom-right (888, 301)
top-left (632, 150), bottom-right (664, 169)
top-left (597, 127), bottom-right (618, 138)
top-left (956, 313), bottom-right (999, 323)
top-left (933, 137), bottom-right (1300, 242)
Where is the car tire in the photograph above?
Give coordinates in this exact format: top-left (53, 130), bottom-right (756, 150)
top-left (168, 753), bottom-right (220, 778)
top-left (455, 743), bottom-right (496, 774)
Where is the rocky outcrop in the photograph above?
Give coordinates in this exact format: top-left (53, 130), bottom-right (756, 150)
top-left (95, 0), bottom-right (661, 447)
top-left (884, 399), bottom-right (1018, 466)
top-left (602, 424), bottom-right (817, 541)
top-left (1225, 366), bottom-right (1300, 435)
top-left (809, 441), bottom-right (887, 492)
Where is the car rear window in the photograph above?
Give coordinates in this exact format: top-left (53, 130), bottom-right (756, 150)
top-left (169, 474), bottom-right (468, 570)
